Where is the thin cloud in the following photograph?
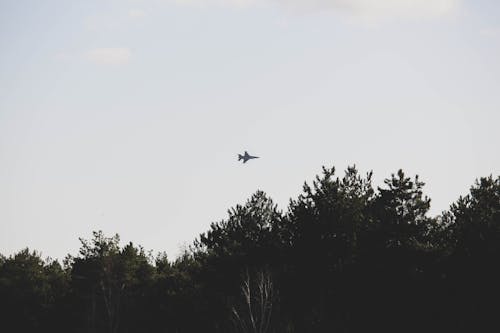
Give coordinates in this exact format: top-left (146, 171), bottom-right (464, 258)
top-left (54, 52), bottom-right (71, 61)
top-left (480, 28), bottom-right (500, 37)
top-left (85, 48), bottom-right (132, 66)
top-left (173, 0), bottom-right (256, 8)
top-left (129, 9), bottom-right (147, 19)
top-left (84, 14), bottom-right (120, 31)
top-left (275, 17), bottom-right (290, 29)
top-left (84, 9), bottom-right (147, 31)
top-left (171, 0), bottom-right (460, 19)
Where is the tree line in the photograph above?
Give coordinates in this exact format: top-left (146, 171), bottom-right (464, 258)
top-left (1, 166), bottom-right (499, 333)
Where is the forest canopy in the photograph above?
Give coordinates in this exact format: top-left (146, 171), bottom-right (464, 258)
top-left (1, 166), bottom-right (499, 333)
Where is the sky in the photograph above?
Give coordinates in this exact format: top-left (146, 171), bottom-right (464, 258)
top-left (1, 0), bottom-right (499, 261)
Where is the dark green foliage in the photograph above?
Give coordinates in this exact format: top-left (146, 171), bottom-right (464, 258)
top-left (281, 166), bottom-right (375, 331)
top-left (1, 167), bottom-right (499, 333)
top-left (444, 176), bottom-right (500, 332)
top-left (0, 249), bottom-right (68, 333)
top-left (197, 190), bottom-right (283, 261)
top-left (192, 191), bottom-right (284, 331)
top-left (450, 175), bottom-right (500, 257)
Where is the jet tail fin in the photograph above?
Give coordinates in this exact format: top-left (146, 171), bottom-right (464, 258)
top-left (238, 154), bottom-right (243, 161)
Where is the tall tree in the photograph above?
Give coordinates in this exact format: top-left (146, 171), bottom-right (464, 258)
top-left (69, 231), bottom-right (155, 333)
top-left (445, 176), bottom-right (500, 332)
top-left (0, 249), bottom-right (67, 333)
top-left (285, 166), bottom-right (375, 331)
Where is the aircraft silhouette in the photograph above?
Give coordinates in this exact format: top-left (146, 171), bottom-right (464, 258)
top-left (238, 151), bottom-right (259, 163)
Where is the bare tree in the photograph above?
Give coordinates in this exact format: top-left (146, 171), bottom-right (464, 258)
top-left (232, 267), bottom-right (275, 333)
top-left (100, 254), bottom-right (123, 333)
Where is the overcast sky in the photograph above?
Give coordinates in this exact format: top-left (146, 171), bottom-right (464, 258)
top-left (1, 0), bottom-right (499, 260)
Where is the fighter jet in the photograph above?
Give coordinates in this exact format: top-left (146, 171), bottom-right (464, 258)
top-left (238, 151), bottom-right (259, 163)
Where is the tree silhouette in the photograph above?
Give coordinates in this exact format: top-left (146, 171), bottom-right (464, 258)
top-left (1, 167), bottom-right (499, 333)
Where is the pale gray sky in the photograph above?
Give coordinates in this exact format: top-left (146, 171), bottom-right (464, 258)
top-left (1, 0), bottom-right (499, 260)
